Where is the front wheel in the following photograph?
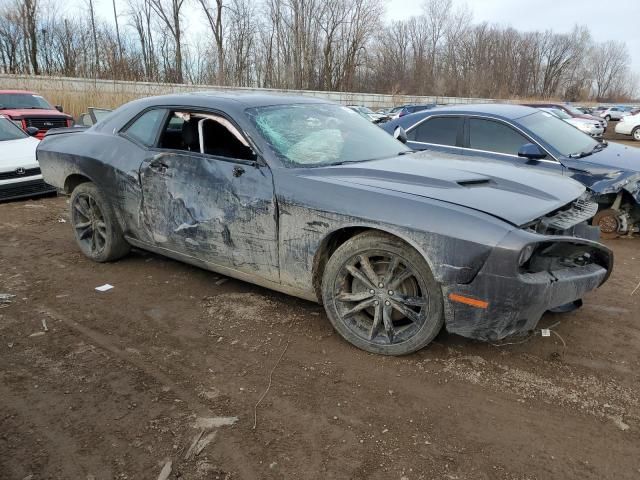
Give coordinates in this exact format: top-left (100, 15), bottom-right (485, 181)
top-left (633, 127), bottom-right (640, 141)
top-left (321, 231), bottom-right (443, 355)
top-left (605, 115), bottom-right (611, 122)
top-left (70, 182), bottom-right (130, 262)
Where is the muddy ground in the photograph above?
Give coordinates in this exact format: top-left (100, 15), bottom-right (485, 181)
top-left (1, 182), bottom-right (640, 479)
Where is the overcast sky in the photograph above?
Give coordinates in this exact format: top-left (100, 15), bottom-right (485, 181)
top-left (88, 0), bottom-right (640, 75)
top-left (387, 0), bottom-right (640, 73)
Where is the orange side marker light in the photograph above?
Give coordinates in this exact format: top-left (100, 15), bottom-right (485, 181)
top-left (448, 293), bottom-right (489, 309)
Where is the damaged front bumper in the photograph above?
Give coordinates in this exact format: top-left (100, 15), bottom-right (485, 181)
top-left (441, 231), bottom-right (613, 341)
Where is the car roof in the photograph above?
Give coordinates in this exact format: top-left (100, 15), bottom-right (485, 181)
top-left (0, 90), bottom-right (36, 95)
top-left (425, 103), bottom-right (539, 119)
top-left (134, 91), bottom-right (329, 109)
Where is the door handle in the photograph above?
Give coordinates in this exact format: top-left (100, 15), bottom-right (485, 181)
top-left (149, 160), bottom-right (169, 174)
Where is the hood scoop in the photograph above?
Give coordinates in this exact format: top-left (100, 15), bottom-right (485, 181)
top-left (457, 178), bottom-right (492, 187)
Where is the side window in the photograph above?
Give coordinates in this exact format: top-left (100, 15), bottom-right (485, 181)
top-left (468, 118), bottom-right (530, 156)
top-left (408, 117), bottom-right (459, 146)
top-left (124, 109), bottom-right (166, 147)
top-left (157, 111), bottom-right (255, 161)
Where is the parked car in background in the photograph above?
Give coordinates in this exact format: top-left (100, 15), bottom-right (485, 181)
top-left (614, 112), bottom-right (640, 141)
top-left (383, 104), bottom-right (640, 238)
top-left (346, 105), bottom-right (389, 123)
top-left (37, 93), bottom-right (613, 354)
top-left (0, 90), bottom-right (73, 139)
top-left (0, 115), bottom-right (56, 201)
top-left (599, 106), bottom-right (630, 122)
top-left (75, 107), bottom-right (113, 127)
top-left (539, 107), bottom-right (604, 138)
top-left (576, 106), bottom-right (594, 115)
top-left (389, 104), bottom-right (436, 119)
top-left (521, 103), bottom-right (607, 130)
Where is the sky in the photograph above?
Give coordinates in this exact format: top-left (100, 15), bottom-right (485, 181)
top-left (86, 0), bottom-right (640, 75)
top-left (387, 0), bottom-right (640, 74)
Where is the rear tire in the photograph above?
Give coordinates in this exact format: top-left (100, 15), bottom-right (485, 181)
top-left (69, 182), bottom-right (130, 262)
top-left (633, 127), bottom-right (640, 141)
top-left (321, 231), bottom-right (443, 356)
top-left (605, 115), bottom-right (611, 122)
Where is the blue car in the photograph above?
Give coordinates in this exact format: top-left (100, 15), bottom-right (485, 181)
top-left (383, 104), bottom-right (640, 237)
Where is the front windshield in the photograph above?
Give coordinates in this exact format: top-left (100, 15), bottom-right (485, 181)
top-left (550, 109), bottom-right (571, 119)
top-left (0, 93), bottom-right (53, 110)
top-left (519, 111), bottom-right (597, 157)
top-left (246, 103), bottom-right (408, 167)
top-left (0, 117), bottom-right (28, 141)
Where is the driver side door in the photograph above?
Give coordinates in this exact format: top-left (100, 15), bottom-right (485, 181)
top-left (129, 107), bottom-right (280, 283)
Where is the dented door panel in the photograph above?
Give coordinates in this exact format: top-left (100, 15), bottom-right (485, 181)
top-left (139, 151), bottom-right (279, 283)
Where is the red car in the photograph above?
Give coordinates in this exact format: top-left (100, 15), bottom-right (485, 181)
top-left (0, 90), bottom-right (73, 139)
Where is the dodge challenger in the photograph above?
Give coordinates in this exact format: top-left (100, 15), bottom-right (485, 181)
top-left (36, 93), bottom-right (613, 355)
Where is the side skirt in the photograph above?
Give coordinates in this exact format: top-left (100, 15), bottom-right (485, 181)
top-left (125, 236), bottom-right (319, 303)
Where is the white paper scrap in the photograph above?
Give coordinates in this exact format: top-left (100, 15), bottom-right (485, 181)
top-left (95, 284), bottom-right (114, 292)
top-left (541, 329), bottom-right (551, 337)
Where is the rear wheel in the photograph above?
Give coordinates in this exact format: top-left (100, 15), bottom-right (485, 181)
top-left (605, 115), bottom-right (611, 122)
top-left (321, 231), bottom-right (443, 355)
top-left (633, 127), bottom-right (640, 141)
top-left (70, 182), bottom-right (130, 262)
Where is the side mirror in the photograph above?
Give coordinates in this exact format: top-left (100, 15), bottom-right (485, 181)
top-left (26, 126), bottom-right (39, 136)
top-left (393, 126), bottom-right (408, 144)
top-left (518, 143), bottom-right (546, 160)
top-left (55, 105), bottom-right (64, 113)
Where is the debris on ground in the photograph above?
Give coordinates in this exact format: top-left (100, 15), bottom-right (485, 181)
top-left (95, 284), bottom-right (114, 292)
top-left (0, 293), bottom-right (16, 304)
top-left (29, 332), bottom-right (46, 338)
top-left (610, 415), bottom-right (631, 431)
top-left (41, 319), bottom-right (48, 332)
top-left (156, 459), bottom-right (172, 480)
top-left (194, 416), bottom-right (238, 429)
top-left (215, 278), bottom-right (228, 286)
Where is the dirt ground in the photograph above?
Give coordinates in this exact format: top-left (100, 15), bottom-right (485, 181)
top-left (1, 179), bottom-right (640, 479)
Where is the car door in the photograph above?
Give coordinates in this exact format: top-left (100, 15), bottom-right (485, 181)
top-left (405, 116), bottom-right (463, 155)
top-left (462, 116), bottom-right (564, 175)
top-left (133, 107), bottom-right (280, 283)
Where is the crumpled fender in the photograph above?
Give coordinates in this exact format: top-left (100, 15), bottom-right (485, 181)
top-left (569, 168), bottom-right (640, 205)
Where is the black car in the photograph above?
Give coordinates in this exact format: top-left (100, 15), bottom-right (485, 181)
top-left (383, 104), bottom-right (640, 238)
top-left (37, 94), bottom-right (611, 355)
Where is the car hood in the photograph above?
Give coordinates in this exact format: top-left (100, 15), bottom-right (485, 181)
top-left (0, 108), bottom-right (72, 119)
top-left (563, 143), bottom-right (640, 201)
top-left (0, 137), bottom-right (39, 170)
top-left (299, 152), bottom-right (586, 226)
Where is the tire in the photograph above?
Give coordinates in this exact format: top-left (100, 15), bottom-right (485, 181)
top-left (605, 115), bottom-right (611, 122)
top-left (633, 127), bottom-right (640, 142)
top-left (321, 231), bottom-right (443, 355)
top-left (592, 208), bottom-right (623, 239)
top-left (69, 182), bottom-right (130, 262)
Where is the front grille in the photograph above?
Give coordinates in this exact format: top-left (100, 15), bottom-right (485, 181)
top-left (542, 195), bottom-right (599, 231)
top-left (24, 117), bottom-right (68, 130)
top-left (0, 167), bottom-right (41, 180)
top-left (0, 179), bottom-right (56, 201)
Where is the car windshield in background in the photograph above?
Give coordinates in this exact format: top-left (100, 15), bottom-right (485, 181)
top-left (0, 93), bottom-right (53, 110)
top-left (93, 109), bottom-right (112, 122)
top-left (247, 104), bottom-right (408, 167)
top-left (565, 105), bottom-right (585, 116)
top-left (520, 111), bottom-right (597, 157)
top-left (0, 117), bottom-right (28, 141)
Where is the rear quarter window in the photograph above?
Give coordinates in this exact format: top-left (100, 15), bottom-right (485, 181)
top-left (123, 109), bottom-right (166, 147)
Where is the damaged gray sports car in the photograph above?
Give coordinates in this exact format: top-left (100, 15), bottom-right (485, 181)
top-left (37, 93), bottom-right (613, 355)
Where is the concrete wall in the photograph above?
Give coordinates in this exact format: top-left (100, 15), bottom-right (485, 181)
top-left (0, 74), bottom-right (503, 115)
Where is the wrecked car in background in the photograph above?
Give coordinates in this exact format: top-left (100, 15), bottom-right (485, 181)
top-left (383, 104), bottom-right (640, 238)
top-left (37, 94), bottom-right (612, 355)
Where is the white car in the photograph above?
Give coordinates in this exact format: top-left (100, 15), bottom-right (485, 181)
top-left (540, 108), bottom-right (604, 138)
top-left (599, 106), bottom-right (631, 122)
top-left (0, 116), bottom-right (56, 201)
top-left (614, 113), bottom-right (640, 141)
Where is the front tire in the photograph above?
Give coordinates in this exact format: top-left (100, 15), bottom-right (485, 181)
top-left (70, 182), bottom-right (130, 262)
top-left (605, 115), bottom-right (611, 122)
top-left (633, 127), bottom-right (640, 141)
top-left (321, 231), bottom-right (443, 355)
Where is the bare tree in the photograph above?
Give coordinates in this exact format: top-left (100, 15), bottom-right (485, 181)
top-left (148, 0), bottom-right (186, 82)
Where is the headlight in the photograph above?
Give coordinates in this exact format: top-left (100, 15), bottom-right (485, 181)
top-left (518, 244), bottom-right (536, 266)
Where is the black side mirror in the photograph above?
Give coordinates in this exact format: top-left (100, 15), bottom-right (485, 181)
top-left (55, 105), bottom-right (64, 113)
top-left (518, 143), bottom-right (546, 160)
top-left (26, 126), bottom-right (39, 136)
top-left (393, 126), bottom-right (408, 144)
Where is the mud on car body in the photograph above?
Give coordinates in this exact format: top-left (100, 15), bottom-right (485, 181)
top-left (36, 94), bottom-right (613, 355)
